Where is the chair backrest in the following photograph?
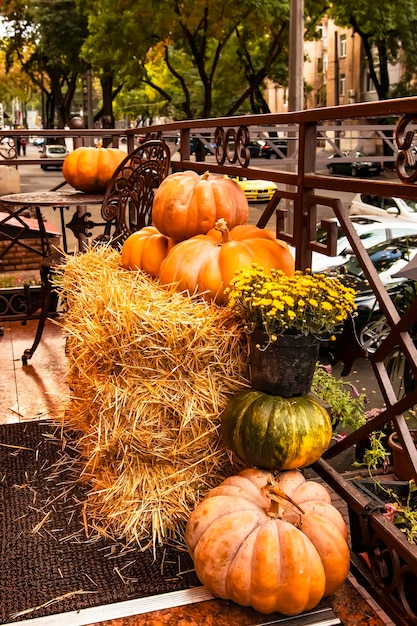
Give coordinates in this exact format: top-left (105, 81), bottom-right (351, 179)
top-left (100, 139), bottom-right (171, 245)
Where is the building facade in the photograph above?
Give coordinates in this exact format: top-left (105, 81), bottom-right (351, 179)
top-left (265, 18), bottom-right (404, 113)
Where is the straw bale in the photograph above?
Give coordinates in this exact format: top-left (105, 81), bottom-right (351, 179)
top-left (58, 245), bottom-right (249, 549)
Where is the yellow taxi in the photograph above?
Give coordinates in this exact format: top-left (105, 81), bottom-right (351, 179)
top-left (228, 175), bottom-right (278, 202)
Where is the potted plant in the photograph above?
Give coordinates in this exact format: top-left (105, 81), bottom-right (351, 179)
top-left (226, 264), bottom-right (357, 397)
top-left (388, 430), bottom-right (417, 481)
top-left (349, 418), bottom-right (417, 545)
top-left (311, 363), bottom-right (368, 431)
top-left (352, 474), bottom-right (417, 545)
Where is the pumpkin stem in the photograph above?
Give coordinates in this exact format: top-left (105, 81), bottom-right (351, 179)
top-left (97, 140), bottom-right (103, 149)
top-left (263, 483), bottom-right (305, 521)
top-left (202, 170), bottom-right (210, 180)
top-left (214, 218), bottom-right (230, 245)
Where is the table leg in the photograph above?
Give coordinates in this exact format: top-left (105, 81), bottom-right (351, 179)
top-left (76, 204), bottom-right (90, 251)
top-left (53, 205), bottom-right (70, 254)
top-left (34, 205), bottom-right (52, 257)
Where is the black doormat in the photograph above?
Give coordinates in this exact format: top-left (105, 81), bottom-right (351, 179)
top-left (0, 421), bottom-right (200, 624)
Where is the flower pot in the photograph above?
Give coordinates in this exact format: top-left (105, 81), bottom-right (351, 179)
top-left (249, 329), bottom-right (320, 397)
top-left (388, 430), bottom-right (417, 481)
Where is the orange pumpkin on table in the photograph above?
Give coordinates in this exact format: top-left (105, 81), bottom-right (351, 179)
top-left (152, 170), bottom-right (249, 241)
top-left (62, 145), bottom-right (126, 194)
top-left (158, 218), bottom-right (295, 305)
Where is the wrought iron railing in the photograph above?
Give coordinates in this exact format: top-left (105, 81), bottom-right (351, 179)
top-left (1, 96), bottom-right (417, 624)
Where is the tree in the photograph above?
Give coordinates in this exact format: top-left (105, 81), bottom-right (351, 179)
top-left (78, 0), bottom-right (320, 120)
top-left (0, 51), bottom-right (36, 126)
top-left (330, 0), bottom-right (417, 100)
top-left (0, 0), bottom-right (89, 127)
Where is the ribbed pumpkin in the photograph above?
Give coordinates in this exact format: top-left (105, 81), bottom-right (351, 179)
top-left (152, 170), bottom-right (249, 241)
top-left (121, 227), bottom-right (176, 277)
top-left (185, 467), bottom-right (350, 616)
top-left (221, 390), bottom-right (332, 470)
top-left (62, 146), bottom-right (126, 194)
top-left (158, 219), bottom-right (295, 305)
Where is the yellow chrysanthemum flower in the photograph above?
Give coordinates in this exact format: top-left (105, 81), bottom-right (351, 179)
top-left (226, 263), bottom-right (357, 344)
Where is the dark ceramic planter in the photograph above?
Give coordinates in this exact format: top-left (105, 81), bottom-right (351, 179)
top-left (249, 329), bottom-right (319, 397)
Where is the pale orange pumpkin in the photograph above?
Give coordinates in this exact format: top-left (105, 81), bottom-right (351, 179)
top-left (185, 468), bottom-right (350, 616)
top-left (158, 219), bottom-right (295, 304)
top-left (152, 170), bottom-right (249, 241)
top-left (121, 227), bottom-right (176, 277)
top-left (62, 146), bottom-right (127, 194)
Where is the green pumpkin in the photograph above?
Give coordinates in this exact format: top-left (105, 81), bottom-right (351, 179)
top-left (221, 389), bottom-right (332, 470)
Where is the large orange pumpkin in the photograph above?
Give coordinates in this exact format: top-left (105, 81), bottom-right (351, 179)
top-left (185, 468), bottom-right (350, 616)
top-left (158, 219), bottom-right (295, 305)
top-left (152, 170), bottom-right (249, 241)
top-left (62, 146), bottom-right (127, 194)
top-left (121, 226), bottom-right (176, 277)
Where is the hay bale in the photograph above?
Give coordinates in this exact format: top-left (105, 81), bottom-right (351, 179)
top-left (59, 245), bottom-right (249, 549)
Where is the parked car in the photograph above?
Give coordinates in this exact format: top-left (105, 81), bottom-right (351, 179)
top-left (39, 144), bottom-right (68, 170)
top-left (260, 138), bottom-right (288, 159)
top-left (289, 215), bottom-right (417, 273)
top-left (32, 137), bottom-right (45, 147)
top-left (349, 193), bottom-right (417, 222)
top-left (247, 141), bottom-right (263, 157)
top-left (326, 151), bottom-right (382, 177)
top-left (227, 175), bottom-right (278, 202)
top-left (174, 136), bottom-right (215, 155)
top-left (325, 233), bottom-right (417, 352)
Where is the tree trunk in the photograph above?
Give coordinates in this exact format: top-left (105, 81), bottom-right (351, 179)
top-left (100, 75), bottom-right (115, 147)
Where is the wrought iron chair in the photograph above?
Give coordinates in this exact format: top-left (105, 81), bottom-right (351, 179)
top-left (99, 139), bottom-right (170, 244)
top-left (21, 139), bottom-right (171, 364)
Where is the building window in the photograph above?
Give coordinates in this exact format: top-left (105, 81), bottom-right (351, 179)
top-left (318, 22), bottom-right (328, 39)
top-left (339, 34), bottom-right (347, 58)
top-left (339, 74), bottom-right (346, 97)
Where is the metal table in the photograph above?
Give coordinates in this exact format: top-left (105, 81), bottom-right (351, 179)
top-left (0, 190), bottom-right (104, 330)
top-left (0, 190), bottom-right (104, 257)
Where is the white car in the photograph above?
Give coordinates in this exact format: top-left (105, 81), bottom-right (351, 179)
top-left (349, 193), bottom-right (417, 222)
top-left (289, 215), bottom-right (417, 273)
top-left (40, 144), bottom-right (68, 170)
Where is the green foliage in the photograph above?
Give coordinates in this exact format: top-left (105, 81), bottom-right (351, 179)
top-left (369, 477), bottom-right (417, 544)
top-left (312, 364), bottom-right (368, 430)
top-left (0, 0), bottom-right (89, 127)
top-left (77, 0), bottom-right (312, 119)
top-left (0, 51), bottom-right (36, 118)
top-left (0, 274), bottom-right (39, 287)
top-left (329, 0), bottom-right (417, 99)
top-left (392, 480), bottom-right (417, 544)
top-left (0, 0), bottom-right (329, 123)
top-left (358, 430), bottom-right (390, 470)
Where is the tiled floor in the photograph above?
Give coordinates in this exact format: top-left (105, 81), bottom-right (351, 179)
top-left (0, 318), bottom-right (69, 424)
top-left (0, 317), bottom-right (397, 625)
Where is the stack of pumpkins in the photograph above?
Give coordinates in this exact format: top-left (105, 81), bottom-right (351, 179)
top-left (120, 170), bottom-right (351, 617)
top-left (121, 169), bottom-right (294, 304)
